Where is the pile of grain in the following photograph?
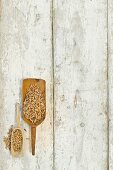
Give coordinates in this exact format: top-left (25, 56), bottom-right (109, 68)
top-left (4, 126), bottom-right (13, 151)
top-left (23, 84), bottom-right (46, 124)
top-left (11, 129), bottom-right (23, 152)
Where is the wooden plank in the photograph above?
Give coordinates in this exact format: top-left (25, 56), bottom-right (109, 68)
top-left (53, 0), bottom-right (108, 169)
top-left (108, 0), bottom-right (113, 169)
top-left (0, 0), bottom-right (53, 170)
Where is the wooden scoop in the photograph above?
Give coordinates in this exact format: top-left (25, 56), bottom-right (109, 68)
top-left (11, 103), bottom-right (23, 156)
top-left (22, 79), bottom-right (46, 155)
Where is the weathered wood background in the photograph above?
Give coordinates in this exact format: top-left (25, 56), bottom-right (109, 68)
top-left (0, 0), bottom-right (111, 170)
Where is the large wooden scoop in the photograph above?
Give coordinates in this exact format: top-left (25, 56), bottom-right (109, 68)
top-left (22, 79), bottom-right (46, 155)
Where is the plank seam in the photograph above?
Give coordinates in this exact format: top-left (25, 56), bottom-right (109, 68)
top-left (107, 0), bottom-right (109, 169)
top-left (51, 0), bottom-right (55, 169)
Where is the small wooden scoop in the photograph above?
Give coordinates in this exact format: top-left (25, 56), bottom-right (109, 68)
top-left (11, 103), bottom-right (23, 156)
top-left (22, 79), bottom-right (46, 155)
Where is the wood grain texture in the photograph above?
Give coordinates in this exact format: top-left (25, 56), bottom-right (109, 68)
top-left (53, 0), bottom-right (108, 169)
top-left (0, 0), bottom-right (53, 170)
top-left (108, 0), bottom-right (113, 169)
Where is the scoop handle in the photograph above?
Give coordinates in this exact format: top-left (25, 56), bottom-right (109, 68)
top-left (16, 103), bottom-right (21, 128)
top-left (31, 126), bottom-right (36, 155)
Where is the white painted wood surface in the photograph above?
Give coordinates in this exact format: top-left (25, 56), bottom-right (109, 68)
top-left (0, 0), bottom-right (53, 170)
top-left (0, 0), bottom-right (110, 170)
top-left (108, 0), bottom-right (113, 169)
top-left (53, 0), bottom-right (108, 169)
